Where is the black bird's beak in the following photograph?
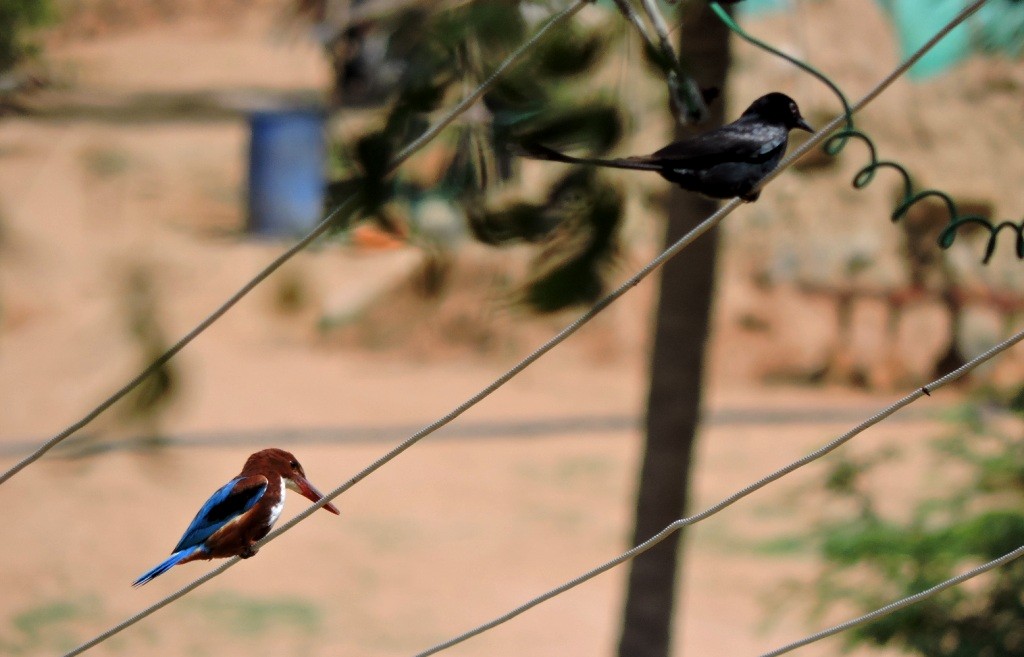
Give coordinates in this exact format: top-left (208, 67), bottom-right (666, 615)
top-left (795, 117), bottom-right (814, 133)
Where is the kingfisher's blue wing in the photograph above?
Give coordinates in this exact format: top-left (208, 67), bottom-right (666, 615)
top-left (171, 476), bottom-right (268, 553)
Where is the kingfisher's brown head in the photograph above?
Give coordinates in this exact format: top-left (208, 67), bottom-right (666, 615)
top-left (244, 448), bottom-right (341, 515)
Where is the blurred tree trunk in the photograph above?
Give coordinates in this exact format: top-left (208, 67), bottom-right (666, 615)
top-left (616, 4), bottom-right (731, 657)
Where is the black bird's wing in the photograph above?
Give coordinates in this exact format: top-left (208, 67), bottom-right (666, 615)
top-left (641, 120), bottom-right (786, 169)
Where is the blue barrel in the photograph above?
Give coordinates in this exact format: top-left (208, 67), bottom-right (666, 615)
top-left (247, 109), bottom-right (326, 237)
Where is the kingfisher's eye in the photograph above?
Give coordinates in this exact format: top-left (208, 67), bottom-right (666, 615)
top-left (290, 460), bottom-right (299, 469)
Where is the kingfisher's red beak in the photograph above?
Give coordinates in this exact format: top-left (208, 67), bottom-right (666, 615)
top-left (292, 476), bottom-right (340, 515)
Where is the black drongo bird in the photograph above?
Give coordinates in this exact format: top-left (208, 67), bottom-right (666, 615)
top-left (517, 92), bottom-right (813, 202)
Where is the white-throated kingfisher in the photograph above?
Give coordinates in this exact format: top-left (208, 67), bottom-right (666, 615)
top-left (133, 448), bottom-right (340, 586)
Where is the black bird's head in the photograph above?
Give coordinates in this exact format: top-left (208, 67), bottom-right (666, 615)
top-left (742, 92), bottom-right (813, 133)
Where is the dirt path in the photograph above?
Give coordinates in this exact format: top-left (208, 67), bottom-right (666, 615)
top-left (1, 2), bottom-right (1020, 656)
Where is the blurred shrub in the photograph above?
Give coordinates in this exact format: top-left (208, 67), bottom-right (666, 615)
top-left (325, 1), bottom-right (628, 312)
top-left (795, 388), bottom-right (1024, 657)
top-left (0, 0), bottom-right (52, 72)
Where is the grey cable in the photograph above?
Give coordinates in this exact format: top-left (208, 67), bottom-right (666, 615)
top-left (752, 0), bottom-right (988, 195)
top-left (638, 0), bottom-right (708, 122)
top-left (0, 0), bottom-right (588, 489)
top-left (411, 325), bottom-right (1023, 657)
top-left (390, 0), bottom-right (588, 170)
top-left (611, 0), bottom-right (655, 44)
top-left (757, 543), bottom-right (1024, 657)
top-left (58, 1), bottom-right (993, 654)
top-left (407, 4), bottom-right (997, 654)
top-left (0, 195), bottom-right (354, 487)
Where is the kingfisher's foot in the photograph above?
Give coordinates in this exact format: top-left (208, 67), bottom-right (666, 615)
top-left (239, 545), bottom-right (259, 559)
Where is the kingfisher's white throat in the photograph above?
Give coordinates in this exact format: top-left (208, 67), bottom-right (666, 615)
top-left (268, 478), bottom-right (286, 527)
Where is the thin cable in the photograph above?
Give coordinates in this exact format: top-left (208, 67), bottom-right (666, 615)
top-left (59, 3), bottom-right (993, 654)
top-left (756, 543), bottom-right (1024, 657)
top-left (0, 0), bottom-right (588, 489)
top-left (0, 195), bottom-right (354, 487)
top-left (608, 0), bottom-right (709, 123)
top-left (611, 0), bottom-right (655, 44)
top-left (718, 0), bottom-right (1018, 263)
top-left (750, 0), bottom-right (988, 196)
top-left (408, 7), bottom-right (1003, 652)
top-left (410, 326), bottom-right (1024, 657)
top-left (390, 0), bottom-right (589, 170)
top-left (61, 174), bottom-right (721, 657)
top-left (637, 0), bottom-right (708, 122)
top-left (710, 2), bottom-right (855, 137)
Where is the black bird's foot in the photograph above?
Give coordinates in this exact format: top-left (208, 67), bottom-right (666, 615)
top-left (239, 545), bottom-right (259, 559)
top-left (740, 190), bottom-right (761, 203)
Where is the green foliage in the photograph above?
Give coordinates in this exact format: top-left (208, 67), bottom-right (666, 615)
top-left (517, 169), bottom-right (624, 312)
top-left (79, 145), bottom-right (132, 178)
top-left (466, 167), bottom-right (624, 311)
top-left (182, 592), bottom-right (322, 636)
top-left (2, 596), bottom-right (98, 653)
top-left (327, 1), bottom-right (628, 312)
top-left (529, 22), bottom-right (604, 78)
top-left (0, 0), bottom-right (52, 73)
top-left (800, 392), bottom-right (1024, 657)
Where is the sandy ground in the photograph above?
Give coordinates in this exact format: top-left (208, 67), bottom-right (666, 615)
top-left (1, 1), bottom-right (1022, 656)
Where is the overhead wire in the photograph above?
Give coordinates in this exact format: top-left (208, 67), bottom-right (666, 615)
top-left (410, 325), bottom-right (1023, 657)
top-left (413, 2), bottom-right (1006, 654)
top-left (0, 0), bottom-right (590, 488)
top-left (60, 2), bottom-right (1000, 655)
top-left (636, 0), bottom-right (709, 122)
top-left (756, 542), bottom-right (1024, 657)
top-left (0, 193), bottom-right (347, 483)
top-left (715, 0), bottom-right (1019, 262)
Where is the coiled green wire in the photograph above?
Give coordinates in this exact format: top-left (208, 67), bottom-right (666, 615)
top-left (711, 1), bottom-right (1023, 262)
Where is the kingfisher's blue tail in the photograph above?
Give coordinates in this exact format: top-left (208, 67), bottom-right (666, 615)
top-left (132, 547), bottom-right (202, 587)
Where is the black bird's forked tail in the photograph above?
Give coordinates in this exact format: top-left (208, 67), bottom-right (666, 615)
top-left (515, 142), bottom-right (663, 173)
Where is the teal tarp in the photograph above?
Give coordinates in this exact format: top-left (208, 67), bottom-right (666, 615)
top-left (878, 0), bottom-right (1024, 79)
top-left (878, 0), bottom-right (972, 79)
top-left (736, 0), bottom-right (789, 15)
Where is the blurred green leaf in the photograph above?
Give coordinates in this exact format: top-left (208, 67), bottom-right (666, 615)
top-left (0, 0), bottom-right (53, 71)
top-left (323, 0), bottom-right (627, 315)
top-left (788, 395), bottom-right (1024, 657)
top-left (466, 201), bottom-right (557, 245)
top-left (1009, 385), bottom-right (1024, 416)
top-left (522, 169), bottom-right (624, 312)
top-left (530, 23), bottom-right (606, 78)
